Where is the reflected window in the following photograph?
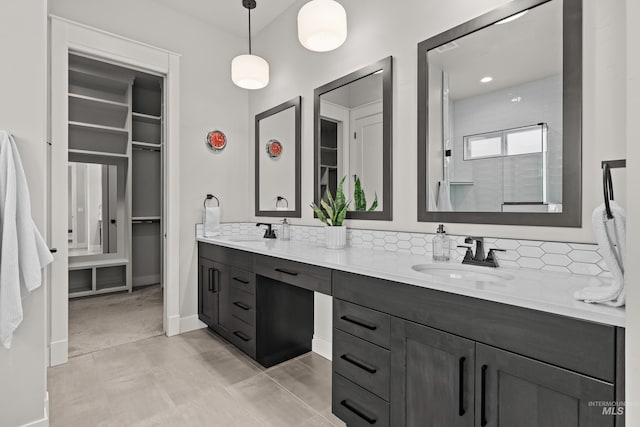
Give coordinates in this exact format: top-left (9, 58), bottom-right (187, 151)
top-left (464, 124), bottom-right (546, 160)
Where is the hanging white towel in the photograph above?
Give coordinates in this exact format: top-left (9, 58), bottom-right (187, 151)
top-left (204, 206), bottom-right (221, 237)
top-left (436, 181), bottom-right (453, 211)
top-left (428, 187), bottom-right (437, 211)
top-left (0, 131), bottom-right (54, 349)
top-left (574, 202), bottom-right (626, 306)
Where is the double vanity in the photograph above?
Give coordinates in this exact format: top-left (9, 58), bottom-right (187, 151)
top-left (197, 234), bottom-right (624, 427)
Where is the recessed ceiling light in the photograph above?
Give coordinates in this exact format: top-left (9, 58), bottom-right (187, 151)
top-left (480, 77), bottom-right (493, 83)
top-left (495, 10), bottom-right (528, 25)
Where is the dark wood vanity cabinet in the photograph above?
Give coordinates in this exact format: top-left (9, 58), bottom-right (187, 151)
top-left (332, 271), bottom-right (624, 427)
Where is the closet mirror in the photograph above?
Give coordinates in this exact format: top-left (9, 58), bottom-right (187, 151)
top-left (314, 56), bottom-right (392, 220)
top-left (68, 162), bottom-right (119, 257)
top-left (255, 96), bottom-right (301, 217)
top-left (417, 0), bottom-right (582, 226)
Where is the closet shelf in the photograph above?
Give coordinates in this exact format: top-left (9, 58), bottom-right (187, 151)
top-left (68, 68), bottom-right (131, 95)
top-left (320, 164), bottom-right (337, 169)
top-left (69, 258), bottom-right (129, 270)
top-left (68, 92), bottom-right (129, 109)
top-left (68, 149), bottom-right (129, 159)
top-left (69, 121), bottom-right (128, 135)
top-left (321, 146), bottom-right (338, 151)
top-left (132, 112), bottom-right (162, 123)
top-left (132, 216), bottom-right (161, 222)
top-left (70, 286), bottom-right (129, 298)
top-left (132, 141), bottom-right (162, 148)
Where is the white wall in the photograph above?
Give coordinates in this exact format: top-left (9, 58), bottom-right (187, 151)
top-left (250, 0), bottom-right (627, 245)
top-left (625, 0), bottom-right (638, 422)
top-left (0, 1), bottom-right (49, 426)
top-left (50, 0), bottom-right (251, 321)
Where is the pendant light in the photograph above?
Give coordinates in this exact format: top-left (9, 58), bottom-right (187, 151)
top-left (232, 0), bottom-right (269, 89)
top-left (298, 0), bottom-right (347, 52)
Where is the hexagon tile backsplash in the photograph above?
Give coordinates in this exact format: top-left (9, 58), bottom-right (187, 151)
top-left (213, 223), bottom-right (611, 278)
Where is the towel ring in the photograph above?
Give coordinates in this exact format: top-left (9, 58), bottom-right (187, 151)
top-left (204, 194), bottom-right (220, 208)
top-left (276, 196), bottom-right (289, 209)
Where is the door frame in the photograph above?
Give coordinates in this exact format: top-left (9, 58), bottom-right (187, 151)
top-left (49, 16), bottom-right (181, 366)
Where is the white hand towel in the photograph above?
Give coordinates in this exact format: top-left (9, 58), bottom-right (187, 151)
top-left (574, 202), bottom-right (626, 306)
top-left (0, 131), bottom-right (54, 349)
top-left (204, 206), bottom-right (221, 237)
top-left (436, 181), bottom-right (453, 211)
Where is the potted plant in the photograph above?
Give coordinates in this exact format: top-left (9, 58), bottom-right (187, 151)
top-left (310, 176), bottom-right (350, 249)
top-left (353, 177), bottom-right (378, 211)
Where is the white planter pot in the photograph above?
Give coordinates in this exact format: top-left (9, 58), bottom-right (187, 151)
top-left (325, 226), bottom-right (347, 249)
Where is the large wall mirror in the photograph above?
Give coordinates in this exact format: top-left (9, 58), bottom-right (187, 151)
top-left (418, 0), bottom-right (582, 226)
top-left (314, 57), bottom-right (393, 220)
top-left (255, 96), bottom-right (301, 217)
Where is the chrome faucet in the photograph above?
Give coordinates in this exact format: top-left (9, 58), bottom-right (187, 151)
top-left (458, 236), bottom-right (505, 268)
top-left (256, 223), bottom-right (277, 239)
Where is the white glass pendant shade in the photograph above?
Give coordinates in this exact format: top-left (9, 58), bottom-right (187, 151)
top-left (232, 54), bottom-right (269, 89)
top-left (298, 0), bottom-right (347, 52)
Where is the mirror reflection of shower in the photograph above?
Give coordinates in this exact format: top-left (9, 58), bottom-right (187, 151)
top-left (68, 162), bottom-right (118, 257)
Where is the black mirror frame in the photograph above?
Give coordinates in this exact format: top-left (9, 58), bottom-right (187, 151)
top-left (255, 96), bottom-right (302, 218)
top-left (417, 0), bottom-right (582, 227)
top-left (314, 56), bottom-right (393, 221)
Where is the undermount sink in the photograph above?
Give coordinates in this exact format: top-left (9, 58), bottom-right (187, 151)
top-left (412, 263), bottom-right (515, 283)
top-left (228, 237), bottom-right (266, 242)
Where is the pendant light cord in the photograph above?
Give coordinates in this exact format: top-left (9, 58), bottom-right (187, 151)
top-left (248, 7), bottom-right (252, 54)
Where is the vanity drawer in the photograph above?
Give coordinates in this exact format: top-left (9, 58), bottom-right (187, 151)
top-left (230, 286), bottom-right (255, 326)
top-left (334, 299), bottom-right (391, 349)
top-left (254, 254), bottom-right (331, 295)
top-left (333, 329), bottom-right (390, 401)
top-left (230, 317), bottom-right (255, 357)
top-left (230, 266), bottom-right (255, 295)
top-left (333, 373), bottom-right (390, 427)
top-left (198, 242), bottom-right (254, 271)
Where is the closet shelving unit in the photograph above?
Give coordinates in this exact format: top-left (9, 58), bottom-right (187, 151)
top-left (67, 54), bottom-right (163, 298)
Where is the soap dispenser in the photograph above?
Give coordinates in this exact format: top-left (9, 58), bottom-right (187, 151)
top-left (281, 219), bottom-right (291, 241)
top-left (433, 224), bottom-right (450, 262)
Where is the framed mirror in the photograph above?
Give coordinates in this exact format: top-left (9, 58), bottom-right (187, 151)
top-left (417, 0), bottom-right (582, 226)
top-left (255, 96), bottom-right (302, 217)
top-left (67, 152), bottom-right (127, 260)
top-left (314, 56), bottom-right (393, 220)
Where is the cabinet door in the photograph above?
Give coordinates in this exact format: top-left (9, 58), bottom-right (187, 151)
top-left (198, 258), bottom-right (218, 327)
top-left (215, 261), bottom-right (232, 333)
top-left (391, 318), bottom-right (475, 427)
top-left (476, 343), bottom-right (615, 427)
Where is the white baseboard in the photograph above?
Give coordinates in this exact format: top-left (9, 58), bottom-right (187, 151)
top-left (312, 335), bottom-right (332, 361)
top-left (19, 394), bottom-right (49, 427)
top-left (180, 314), bottom-right (206, 334)
top-left (49, 339), bottom-right (68, 366)
top-left (166, 314), bottom-right (181, 337)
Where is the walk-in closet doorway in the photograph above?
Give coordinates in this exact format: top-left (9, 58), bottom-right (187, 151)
top-left (49, 17), bottom-right (181, 366)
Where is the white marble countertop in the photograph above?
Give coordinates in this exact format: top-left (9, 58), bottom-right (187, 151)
top-left (196, 234), bottom-right (625, 327)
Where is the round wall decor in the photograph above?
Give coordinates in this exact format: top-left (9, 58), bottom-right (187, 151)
top-left (266, 139), bottom-right (283, 159)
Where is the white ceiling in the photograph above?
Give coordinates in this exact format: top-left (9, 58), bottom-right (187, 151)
top-left (429, 0), bottom-right (562, 100)
top-left (151, 0), bottom-right (298, 38)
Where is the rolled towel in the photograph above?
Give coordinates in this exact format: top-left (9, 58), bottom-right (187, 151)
top-left (574, 201), bottom-right (626, 306)
top-left (204, 206), bottom-right (221, 237)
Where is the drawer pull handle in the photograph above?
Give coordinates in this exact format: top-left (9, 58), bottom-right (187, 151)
top-left (458, 357), bottom-right (465, 416)
top-left (275, 268), bottom-right (299, 276)
top-left (340, 315), bottom-right (377, 331)
top-left (233, 331), bottom-right (251, 342)
top-left (481, 364), bottom-right (488, 426)
top-left (233, 301), bottom-right (251, 311)
top-left (340, 399), bottom-right (377, 425)
top-left (340, 354), bottom-right (377, 374)
top-left (232, 277), bottom-right (250, 284)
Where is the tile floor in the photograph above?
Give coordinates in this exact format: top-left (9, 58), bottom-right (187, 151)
top-left (48, 329), bottom-right (346, 427)
top-left (68, 285), bottom-right (163, 357)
